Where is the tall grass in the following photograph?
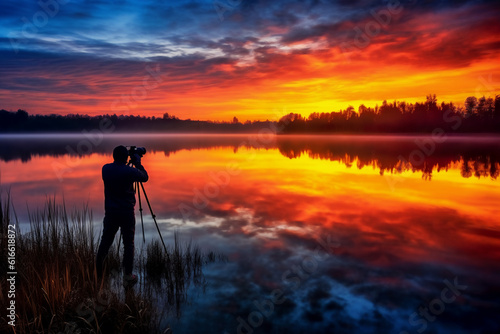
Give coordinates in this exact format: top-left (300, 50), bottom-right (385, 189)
top-left (0, 195), bottom-right (221, 334)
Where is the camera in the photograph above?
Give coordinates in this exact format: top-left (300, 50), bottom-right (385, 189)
top-left (128, 146), bottom-right (146, 158)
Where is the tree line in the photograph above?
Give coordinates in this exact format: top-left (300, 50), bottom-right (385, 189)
top-left (1, 95), bottom-right (499, 133)
top-left (278, 95), bottom-right (500, 133)
top-left (0, 111), bottom-right (274, 133)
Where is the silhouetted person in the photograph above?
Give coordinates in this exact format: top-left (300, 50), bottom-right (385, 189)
top-left (96, 145), bottom-right (148, 288)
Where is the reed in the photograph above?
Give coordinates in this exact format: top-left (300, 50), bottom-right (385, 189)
top-left (0, 195), bottom-right (221, 334)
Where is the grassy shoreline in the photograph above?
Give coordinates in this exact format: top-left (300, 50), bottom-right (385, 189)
top-left (0, 194), bottom-right (220, 334)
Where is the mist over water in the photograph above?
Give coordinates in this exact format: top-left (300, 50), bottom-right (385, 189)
top-left (1, 134), bottom-right (499, 333)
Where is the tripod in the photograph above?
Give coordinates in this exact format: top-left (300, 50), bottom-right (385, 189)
top-left (135, 181), bottom-right (168, 253)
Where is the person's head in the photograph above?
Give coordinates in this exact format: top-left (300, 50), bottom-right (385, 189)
top-left (113, 145), bottom-right (129, 164)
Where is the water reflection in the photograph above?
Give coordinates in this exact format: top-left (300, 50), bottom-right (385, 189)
top-left (277, 135), bottom-right (500, 180)
top-left (1, 134), bottom-right (499, 333)
top-left (1, 134), bottom-right (499, 180)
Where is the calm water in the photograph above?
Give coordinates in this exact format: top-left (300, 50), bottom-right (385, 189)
top-left (1, 134), bottom-right (500, 334)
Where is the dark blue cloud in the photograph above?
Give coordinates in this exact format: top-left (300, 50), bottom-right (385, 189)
top-left (2, 0), bottom-right (498, 65)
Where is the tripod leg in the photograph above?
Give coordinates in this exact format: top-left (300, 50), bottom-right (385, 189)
top-left (136, 182), bottom-right (146, 243)
top-left (139, 182), bottom-right (168, 254)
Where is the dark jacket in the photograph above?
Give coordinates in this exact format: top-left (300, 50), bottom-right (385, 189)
top-left (102, 161), bottom-right (149, 214)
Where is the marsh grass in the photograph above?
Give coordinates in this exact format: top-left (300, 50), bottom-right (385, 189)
top-left (0, 195), bottom-right (222, 334)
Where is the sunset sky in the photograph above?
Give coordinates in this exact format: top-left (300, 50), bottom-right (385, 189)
top-left (1, 0), bottom-right (499, 121)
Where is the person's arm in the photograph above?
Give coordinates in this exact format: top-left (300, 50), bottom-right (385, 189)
top-left (131, 154), bottom-right (149, 182)
top-left (133, 163), bottom-right (149, 182)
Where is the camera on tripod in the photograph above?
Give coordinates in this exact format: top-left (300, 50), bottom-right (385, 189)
top-left (128, 146), bottom-right (146, 158)
top-left (127, 146), bottom-right (146, 165)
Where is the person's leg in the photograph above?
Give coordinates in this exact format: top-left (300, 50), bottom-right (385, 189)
top-left (96, 215), bottom-right (120, 278)
top-left (121, 213), bottom-right (136, 275)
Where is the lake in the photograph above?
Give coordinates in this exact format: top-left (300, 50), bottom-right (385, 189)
top-left (1, 134), bottom-right (500, 334)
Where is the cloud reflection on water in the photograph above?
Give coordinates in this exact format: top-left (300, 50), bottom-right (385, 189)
top-left (1, 134), bottom-right (499, 333)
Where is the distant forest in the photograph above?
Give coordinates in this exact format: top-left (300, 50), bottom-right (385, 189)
top-left (1, 95), bottom-right (499, 134)
top-left (0, 111), bottom-right (274, 133)
top-left (278, 95), bottom-right (500, 134)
